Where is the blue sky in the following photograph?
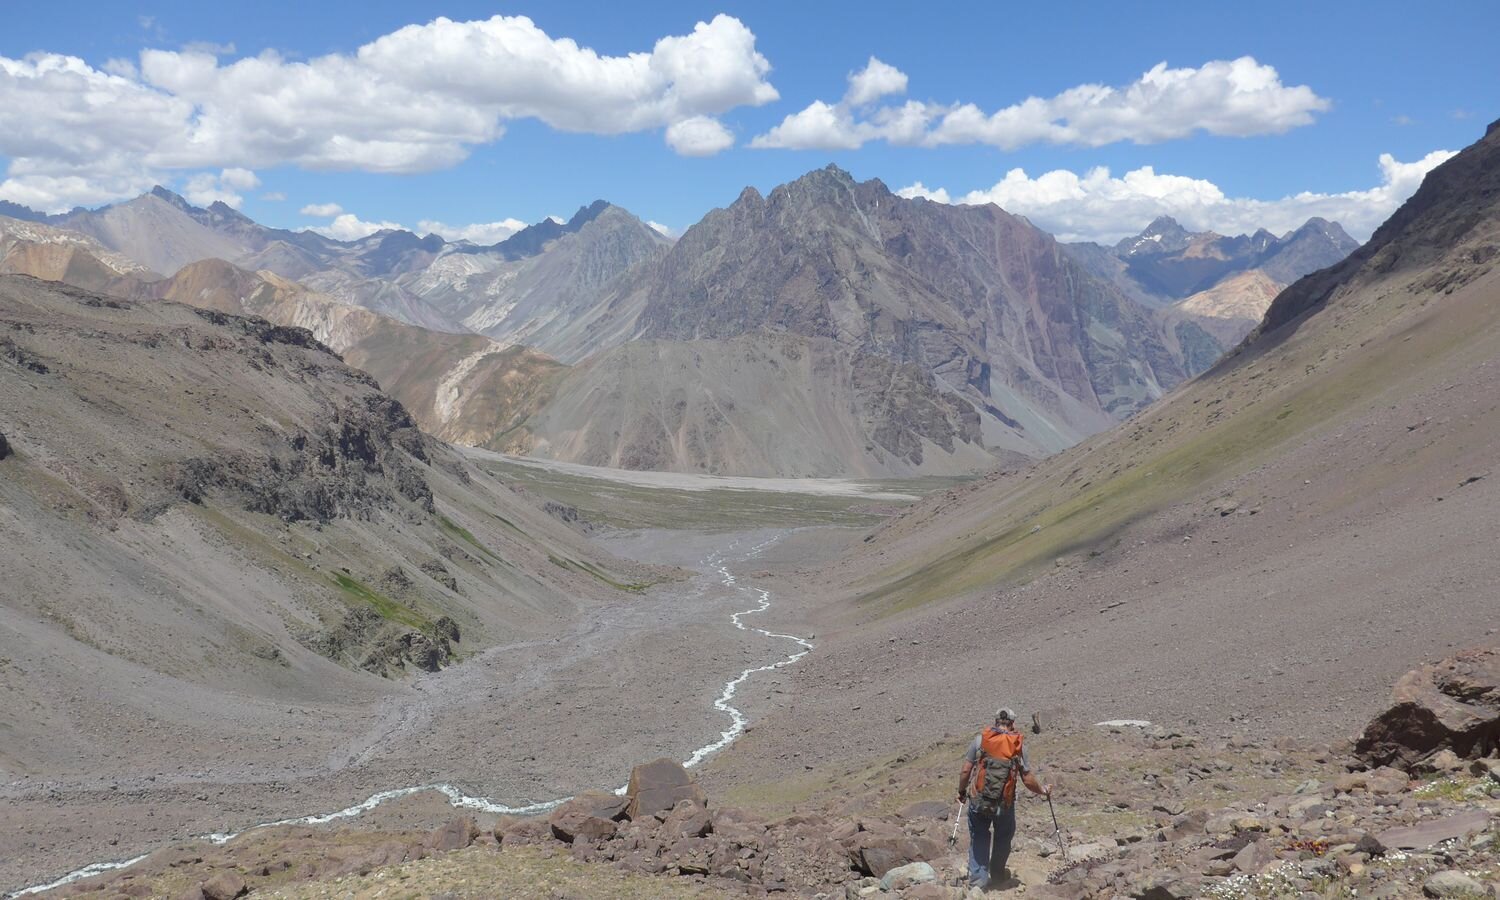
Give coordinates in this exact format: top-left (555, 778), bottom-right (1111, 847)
top-left (1, 1), bottom-right (1496, 243)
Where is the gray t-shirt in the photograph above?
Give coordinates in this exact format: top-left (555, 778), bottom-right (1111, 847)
top-left (965, 731), bottom-right (1031, 773)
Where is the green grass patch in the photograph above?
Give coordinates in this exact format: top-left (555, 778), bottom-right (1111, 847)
top-left (438, 514), bottom-right (505, 564)
top-left (330, 572), bottom-right (429, 630)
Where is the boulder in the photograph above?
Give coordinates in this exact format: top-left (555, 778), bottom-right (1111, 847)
top-left (548, 806), bottom-right (618, 844)
top-left (625, 758), bottom-right (707, 820)
top-left (660, 799), bottom-right (713, 838)
top-left (559, 790), bottom-right (630, 823)
top-left (1423, 870), bottom-right (1489, 898)
top-left (1232, 839), bottom-right (1276, 874)
top-left (425, 816), bottom-right (478, 851)
top-left (879, 861), bottom-right (937, 891)
top-left (0, 431), bottom-right (10, 459)
top-left (199, 872), bottom-right (246, 900)
top-left (1374, 809), bottom-right (1491, 850)
top-left (1355, 647), bottom-right (1500, 768)
top-left (853, 833), bottom-right (942, 878)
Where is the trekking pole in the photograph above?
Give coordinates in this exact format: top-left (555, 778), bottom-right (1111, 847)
top-left (1045, 792), bottom-right (1069, 862)
top-left (947, 799), bottom-right (963, 848)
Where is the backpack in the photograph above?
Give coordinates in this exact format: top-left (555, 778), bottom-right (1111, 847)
top-left (973, 727), bottom-right (1024, 814)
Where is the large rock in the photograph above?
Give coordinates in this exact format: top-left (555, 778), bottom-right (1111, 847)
top-left (625, 758), bottom-right (707, 820)
top-left (1423, 870), bottom-right (1489, 898)
top-left (199, 872), bottom-right (246, 900)
top-left (1355, 647), bottom-right (1500, 768)
top-left (879, 861), bottom-right (937, 891)
top-left (1374, 809), bottom-right (1492, 850)
top-left (0, 431), bottom-right (10, 459)
top-left (425, 816), bottom-right (478, 851)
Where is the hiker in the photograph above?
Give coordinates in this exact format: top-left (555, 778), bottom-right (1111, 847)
top-left (956, 707), bottom-right (1052, 889)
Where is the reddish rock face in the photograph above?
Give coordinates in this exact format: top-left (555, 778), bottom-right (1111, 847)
top-left (425, 816), bottom-right (478, 852)
top-left (625, 758), bottom-right (708, 820)
top-left (1354, 646), bottom-right (1500, 768)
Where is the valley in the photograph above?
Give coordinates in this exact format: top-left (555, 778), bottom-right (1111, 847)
top-left (0, 16), bottom-right (1496, 894)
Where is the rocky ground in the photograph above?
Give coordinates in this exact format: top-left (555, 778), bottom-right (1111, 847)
top-left (30, 655), bottom-right (1499, 898)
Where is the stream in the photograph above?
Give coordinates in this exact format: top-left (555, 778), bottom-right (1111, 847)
top-left (10, 535), bottom-right (813, 897)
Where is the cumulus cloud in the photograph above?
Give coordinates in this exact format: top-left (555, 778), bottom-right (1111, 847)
top-left (181, 167), bottom-right (260, 207)
top-left (897, 149), bottom-right (1456, 243)
top-left (417, 217), bottom-right (528, 244)
top-left (755, 56), bottom-right (1328, 152)
top-left (752, 57), bottom-right (918, 151)
top-left (0, 14), bottom-right (778, 209)
top-left (665, 116), bottom-right (736, 156)
top-left (307, 212), bottom-right (405, 241)
top-left (845, 57), bottom-right (907, 107)
top-left (646, 220), bottom-right (678, 238)
top-left (299, 202), bottom-right (344, 217)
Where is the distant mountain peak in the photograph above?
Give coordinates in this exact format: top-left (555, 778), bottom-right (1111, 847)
top-left (148, 185), bottom-right (195, 210)
top-left (566, 199), bottom-right (611, 229)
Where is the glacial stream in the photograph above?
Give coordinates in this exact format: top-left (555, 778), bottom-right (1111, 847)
top-left (11, 536), bottom-right (813, 897)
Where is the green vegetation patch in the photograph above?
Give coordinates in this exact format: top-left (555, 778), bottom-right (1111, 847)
top-left (438, 514), bottom-right (505, 565)
top-left (330, 572), bottom-right (429, 631)
top-left (549, 554), bottom-right (652, 592)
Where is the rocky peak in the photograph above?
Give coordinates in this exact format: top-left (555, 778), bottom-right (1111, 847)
top-left (148, 185), bottom-right (196, 211)
top-left (1117, 215), bottom-right (1192, 256)
top-left (1255, 120), bottom-right (1499, 337)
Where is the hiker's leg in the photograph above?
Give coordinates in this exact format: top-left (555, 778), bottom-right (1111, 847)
top-left (966, 804), bottom-right (991, 886)
top-left (990, 803), bottom-right (1017, 881)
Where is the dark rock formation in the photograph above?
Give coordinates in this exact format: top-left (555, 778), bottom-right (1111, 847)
top-left (1355, 646), bottom-right (1500, 768)
top-left (169, 394), bottom-right (433, 523)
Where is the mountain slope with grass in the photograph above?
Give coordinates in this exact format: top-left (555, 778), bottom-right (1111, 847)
top-left (712, 119), bottom-right (1500, 796)
top-left (0, 274), bottom-right (652, 787)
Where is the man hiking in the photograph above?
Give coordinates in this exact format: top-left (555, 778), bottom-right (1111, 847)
top-left (956, 707), bottom-right (1052, 889)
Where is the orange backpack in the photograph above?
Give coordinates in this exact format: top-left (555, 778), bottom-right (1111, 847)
top-left (973, 727), bottom-right (1024, 813)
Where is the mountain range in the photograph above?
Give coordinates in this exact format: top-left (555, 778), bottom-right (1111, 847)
top-left (0, 167), bottom-right (1362, 477)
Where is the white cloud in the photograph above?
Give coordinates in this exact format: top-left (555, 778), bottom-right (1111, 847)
top-left (897, 149), bottom-right (1456, 243)
top-left (299, 202), bottom-right (344, 217)
top-left (646, 220), bottom-right (677, 238)
top-left (0, 14), bottom-right (778, 209)
top-left (181, 41), bottom-right (236, 57)
top-left (181, 167), bottom-right (260, 207)
top-left (665, 116), bottom-right (735, 156)
top-left (306, 212), bottom-right (405, 241)
top-left (261, 191), bottom-right (286, 201)
top-left (417, 217), bottom-right (528, 244)
top-left (845, 57), bottom-right (907, 107)
top-left (752, 58), bottom-right (917, 151)
top-left (755, 56), bottom-right (1328, 152)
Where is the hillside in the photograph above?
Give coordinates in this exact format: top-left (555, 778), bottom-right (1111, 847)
top-left (581, 166), bottom-right (1193, 466)
top-left (402, 202), bottom-right (671, 361)
top-left (714, 119), bottom-right (1500, 785)
top-left (1065, 215), bottom-right (1359, 354)
top-left (525, 333), bottom-right (995, 477)
top-left (0, 274), bottom-right (651, 786)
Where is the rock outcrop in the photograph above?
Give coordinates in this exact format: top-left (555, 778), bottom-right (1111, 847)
top-left (1355, 646), bottom-right (1500, 769)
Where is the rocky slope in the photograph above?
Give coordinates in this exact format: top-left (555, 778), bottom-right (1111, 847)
top-left (146, 259), bottom-right (569, 454)
top-left (0, 273), bottom-right (651, 784)
top-left (525, 333), bottom-right (994, 477)
top-left (30, 651), bottom-right (1500, 898)
top-left (1066, 215), bottom-right (1359, 358)
top-left (573, 166), bottom-right (1191, 466)
top-left (672, 119), bottom-right (1500, 860)
top-left (400, 201), bottom-right (671, 361)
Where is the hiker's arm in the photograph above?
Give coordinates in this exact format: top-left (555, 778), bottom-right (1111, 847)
top-left (956, 760), bottom-right (974, 801)
top-left (1021, 770), bottom-right (1052, 797)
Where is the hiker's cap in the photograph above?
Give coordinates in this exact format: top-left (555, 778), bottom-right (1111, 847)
top-left (995, 707), bottom-right (1017, 722)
